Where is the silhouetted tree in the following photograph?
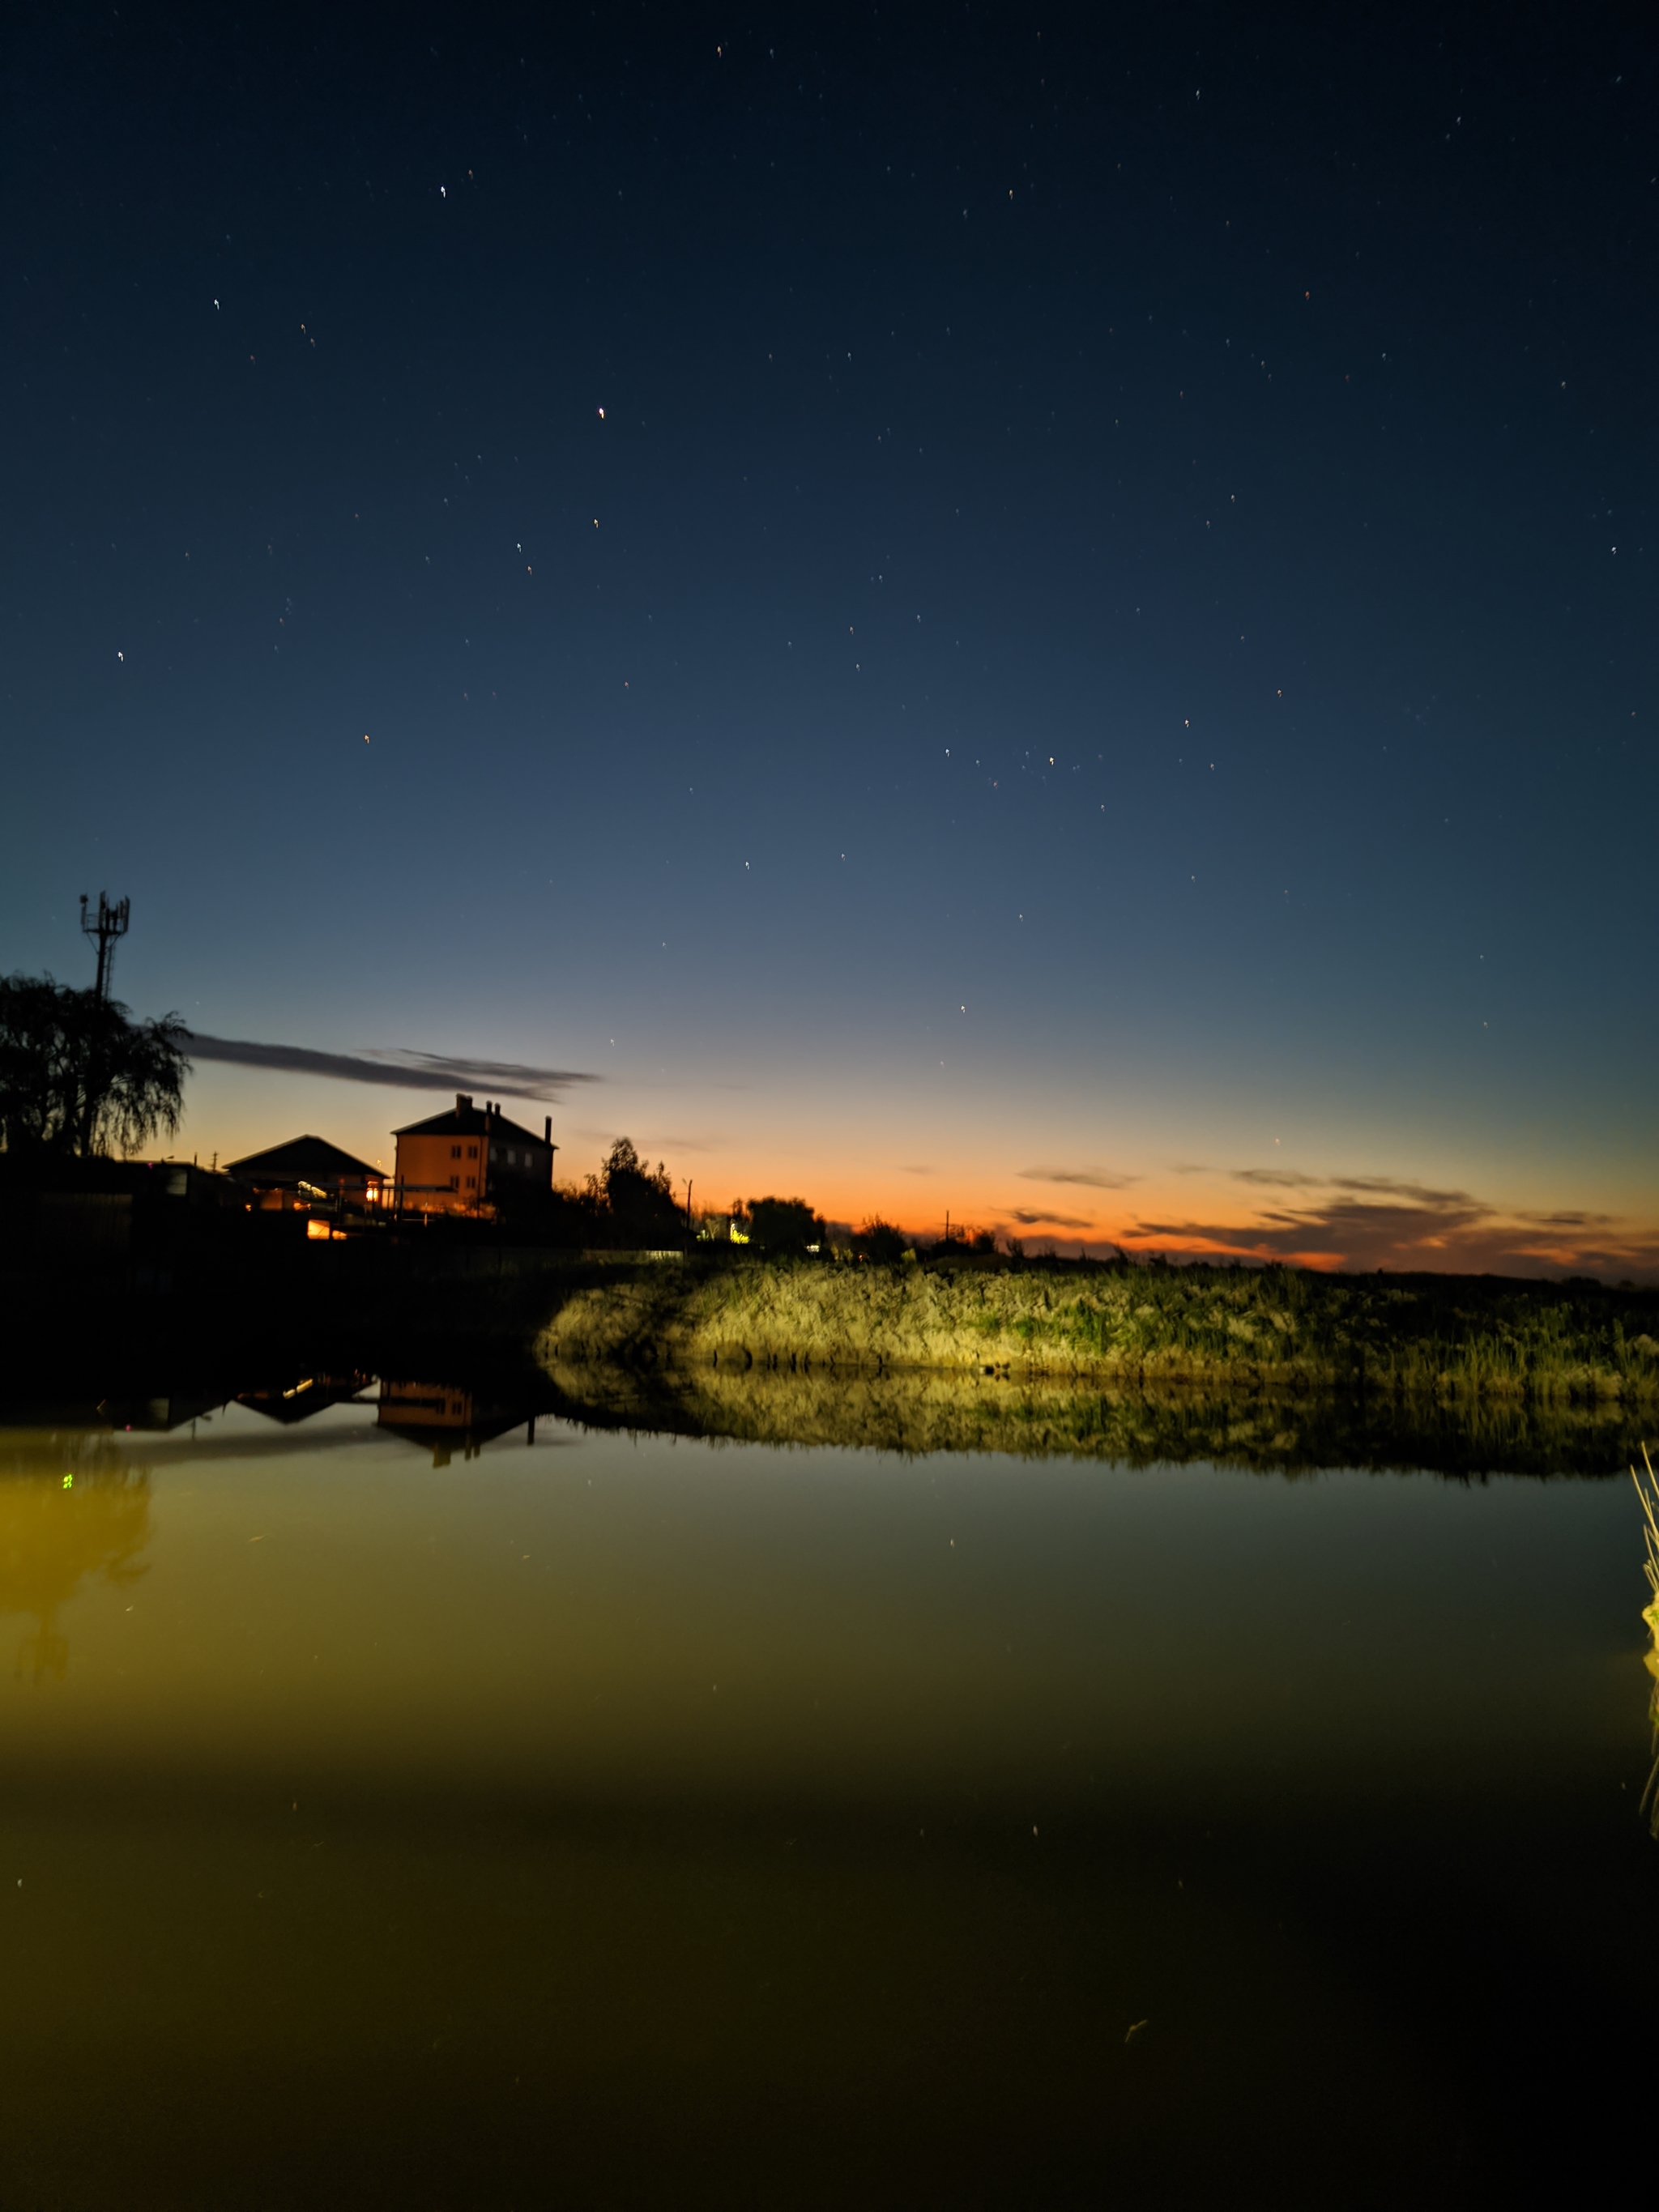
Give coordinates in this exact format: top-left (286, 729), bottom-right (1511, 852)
top-left (0, 974), bottom-right (188, 1158)
top-left (586, 1136), bottom-right (684, 1247)
top-left (746, 1196), bottom-right (825, 1254)
top-left (855, 1217), bottom-right (909, 1264)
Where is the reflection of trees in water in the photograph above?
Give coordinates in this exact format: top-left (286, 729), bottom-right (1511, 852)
top-left (0, 1435), bottom-right (152, 1683)
top-left (539, 1357), bottom-right (1649, 1480)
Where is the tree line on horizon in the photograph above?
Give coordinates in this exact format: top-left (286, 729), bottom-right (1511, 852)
top-left (0, 969), bottom-right (1031, 1259)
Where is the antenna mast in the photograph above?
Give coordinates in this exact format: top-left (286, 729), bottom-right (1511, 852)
top-left (79, 891), bottom-right (130, 1001)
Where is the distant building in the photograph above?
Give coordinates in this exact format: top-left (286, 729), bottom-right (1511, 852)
top-left (392, 1093), bottom-right (555, 1217)
top-left (226, 1134), bottom-right (386, 1213)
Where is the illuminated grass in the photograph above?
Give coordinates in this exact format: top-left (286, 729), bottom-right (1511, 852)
top-left (1635, 1444), bottom-right (1659, 1837)
top-left (535, 1257), bottom-right (1659, 1405)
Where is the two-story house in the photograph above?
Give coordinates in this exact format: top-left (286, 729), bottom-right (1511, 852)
top-left (392, 1093), bottom-right (555, 1216)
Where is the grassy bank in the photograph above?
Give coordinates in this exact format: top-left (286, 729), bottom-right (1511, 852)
top-left (535, 1256), bottom-right (1659, 1404)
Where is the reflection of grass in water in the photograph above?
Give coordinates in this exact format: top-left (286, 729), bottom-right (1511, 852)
top-left (0, 1436), bottom-right (152, 1683)
top-left (1634, 1445), bottom-right (1659, 1838)
top-left (539, 1357), bottom-right (1644, 1480)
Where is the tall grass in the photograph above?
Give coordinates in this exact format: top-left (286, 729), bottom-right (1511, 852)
top-left (1635, 1444), bottom-right (1659, 1838)
top-left (535, 1256), bottom-right (1659, 1406)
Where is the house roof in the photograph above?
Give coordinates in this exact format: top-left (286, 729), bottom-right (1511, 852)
top-left (393, 1097), bottom-right (548, 1145)
top-left (226, 1134), bottom-right (383, 1183)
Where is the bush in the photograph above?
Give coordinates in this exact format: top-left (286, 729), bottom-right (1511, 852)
top-left (747, 1196), bottom-right (825, 1253)
top-left (855, 1217), bottom-right (910, 1264)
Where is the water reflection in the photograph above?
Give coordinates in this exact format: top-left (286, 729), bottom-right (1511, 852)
top-left (539, 1353), bottom-right (1644, 1478)
top-left (377, 1380), bottom-right (540, 1463)
top-left (0, 1370), bottom-right (1651, 2204)
top-left (237, 1373), bottom-right (373, 1425)
top-left (0, 1434), bottom-right (151, 1682)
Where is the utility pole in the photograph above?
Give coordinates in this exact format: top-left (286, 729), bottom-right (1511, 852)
top-left (684, 1178), bottom-right (693, 1235)
top-left (79, 891), bottom-right (130, 1000)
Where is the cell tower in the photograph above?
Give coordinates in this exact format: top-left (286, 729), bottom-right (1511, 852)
top-left (79, 891), bottom-right (130, 1001)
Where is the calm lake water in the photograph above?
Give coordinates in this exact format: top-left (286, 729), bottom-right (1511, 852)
top-left (2, 1381), bottom-right (1654, 2207)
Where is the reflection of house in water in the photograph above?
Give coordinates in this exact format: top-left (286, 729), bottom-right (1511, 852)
top-left (97, 1389), bottom-right (232, 1433)
top-left (237, 1375), bottom-right (373, 1425)
top-left (377, 1382), bottom-right (536, 1465)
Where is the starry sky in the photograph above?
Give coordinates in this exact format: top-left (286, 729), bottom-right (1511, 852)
top-left (3, 4), bottom-right (1656, 1271)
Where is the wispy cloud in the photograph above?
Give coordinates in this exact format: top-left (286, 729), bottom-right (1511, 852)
top-left (1125, 1173), bottom-right (1659, 1276)
top-left (1017, 1165), bottom-right (1137, 1189)
top-left (1328, 1174), bottom-right (1475, 1206)
top-left (898, 1163), bottom-right (937, 1175)
top-left (186, 1034), bottom-right (597, 1101)
top-left (1008, 1207), bottom-right (1096, 1229)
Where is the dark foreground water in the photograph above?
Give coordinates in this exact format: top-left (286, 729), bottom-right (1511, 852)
top-left (2, 1381), bottom-right (1654, 2208)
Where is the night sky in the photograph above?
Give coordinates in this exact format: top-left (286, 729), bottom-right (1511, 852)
top-left (4, 5), bottom-right (1655, 1269)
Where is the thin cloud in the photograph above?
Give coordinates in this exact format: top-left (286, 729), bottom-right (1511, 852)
top-left (186, 1034), bottom-right (597, 1101)
top-left (1124, 1173), bottom-right (1659, 1276)
top-left (1232, 1167), bottom-right (1323, 1189)
top-left (1328, 1174), bottom-right (1482, 1208)
top-left (898, 1164), bottom-right (937, 1175)
top-left (1514, 1208), bottom-right (1618, 1231)
top-left (1008, 1207), bottom-right (1096, 1229)
top-left (1017, 1165), bottom-right (1137, 1189)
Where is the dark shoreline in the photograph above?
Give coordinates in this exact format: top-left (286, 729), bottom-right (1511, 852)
top-left (4, 1240), bottom-right (1658, 1479)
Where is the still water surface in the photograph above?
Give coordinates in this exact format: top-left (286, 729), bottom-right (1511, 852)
top-left (2, 1386), bottom-right (1653, 2206)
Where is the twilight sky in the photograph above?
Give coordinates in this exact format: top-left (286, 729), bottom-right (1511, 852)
top-left (3, 4), bottom-right (1656, 1271)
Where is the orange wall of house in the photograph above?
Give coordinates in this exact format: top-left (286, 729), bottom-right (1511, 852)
top-left (395, 1131), bottom-right (484, 1212)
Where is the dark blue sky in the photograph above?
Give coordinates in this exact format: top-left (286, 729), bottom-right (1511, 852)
top-left (4, 3), bottom-right (1655, 1266)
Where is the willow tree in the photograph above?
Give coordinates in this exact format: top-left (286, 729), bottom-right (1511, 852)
top-left (0, 974), bottom-right (189, 1158)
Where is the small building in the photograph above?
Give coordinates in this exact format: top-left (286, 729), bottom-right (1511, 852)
top-left (226, 1134), bottom-right (386, 1213)
top-left (392, 1093), bottom-right (555, 1217)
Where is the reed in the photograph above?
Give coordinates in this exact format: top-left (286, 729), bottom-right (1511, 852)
top-left (1635, 1444), bottom-right (1659, 1838)
top-left (534, 1256), bottom-right (1659, 1406)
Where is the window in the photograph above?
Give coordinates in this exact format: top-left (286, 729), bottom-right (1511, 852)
top-left (467, 1144), bottom-right (478, 1159)
top-left (449, 1174), bottom-right (460, 1190)
top-left (488, 1145), bottom-right (497, 1163)
top-left (450, 1144), bottom-right (462, 1159)
top-left (507, 1149), bottom-right (517, 1165)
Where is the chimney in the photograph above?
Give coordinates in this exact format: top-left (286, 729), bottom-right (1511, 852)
top-left (544, 1116), bottom-right (552, 1144)
top-left (457, 1093), bottom-right (471, 1112)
